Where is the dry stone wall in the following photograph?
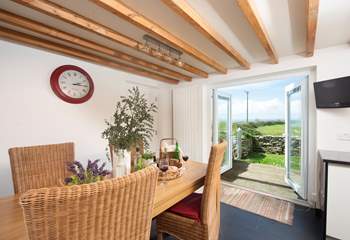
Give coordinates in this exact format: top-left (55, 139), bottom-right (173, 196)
top-left (253, 135), bottom-right (301, 155)
top-left (232, 135), bottom-right (301, 160)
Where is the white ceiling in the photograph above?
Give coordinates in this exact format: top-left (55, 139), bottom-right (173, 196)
top-left (0, 0), bottom-right (349, 80)
top-left (316, 0), bottom-right (350, 48)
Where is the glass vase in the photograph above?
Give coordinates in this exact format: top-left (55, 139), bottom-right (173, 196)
top-left (111, 147), bottom-right (131, 177)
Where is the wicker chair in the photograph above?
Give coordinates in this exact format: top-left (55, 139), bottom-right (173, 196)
top-left (157, 141), bottom-right (227, 240)
top-left (9, 142), bottom-right (74, 194)
top-left (20, 166), bottom-right (159, 240)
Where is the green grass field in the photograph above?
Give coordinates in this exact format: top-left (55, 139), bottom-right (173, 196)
top-left (245, 152), bottom-right (300, 170)
top-left (245, 152), bottom-right (285, 167)
top-left (224, 121), bottom-right (299, 137)
top-left (256, 124), bottom-right (284, 136)
top-left (256, 123), bottom-right (301, 136)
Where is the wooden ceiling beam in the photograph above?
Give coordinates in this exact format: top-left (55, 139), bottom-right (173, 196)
top-left (91, 0), bottom-right (227, 74)
top-left (237, 0), bottom-right (278, 64)
top-left (0, 26), bottom-right (179, 84)
top-left (13, 0), bottom-right (208, 78)
top-left (162, 0), bottom-right (250, 69)
top-left (306, 0), bottom-right (319, 57)
top-left (0, 9), bottom-right (191, 81)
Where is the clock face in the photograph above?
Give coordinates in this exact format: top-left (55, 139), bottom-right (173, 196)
top-left (50, 65), bottom-right (94, 104)
top-left (58, 70), bottom-right (90, 99)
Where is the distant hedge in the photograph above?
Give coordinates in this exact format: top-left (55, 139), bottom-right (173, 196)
top-left (234, 120), bottom-right (284, 127)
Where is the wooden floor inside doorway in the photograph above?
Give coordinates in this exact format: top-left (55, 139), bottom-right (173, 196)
top-left (222, 160), bottom-right (301, 202)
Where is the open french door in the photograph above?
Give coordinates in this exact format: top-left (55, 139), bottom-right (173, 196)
top-left (285, 81), bottom-right (308, 200)
top-left (213, 90), bottom-right (232, 173)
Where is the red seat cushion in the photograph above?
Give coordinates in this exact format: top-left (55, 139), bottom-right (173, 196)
top-left (168, 193), bottom-right (202, 222)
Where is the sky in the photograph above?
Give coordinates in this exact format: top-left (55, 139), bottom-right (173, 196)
top-left (218, 75), bottom-right (306, 122)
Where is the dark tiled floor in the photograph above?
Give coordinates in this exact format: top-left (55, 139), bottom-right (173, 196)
top-left (150, 203), bottom-right (323, 240)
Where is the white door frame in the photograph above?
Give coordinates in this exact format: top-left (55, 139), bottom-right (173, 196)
top-left (205, 68), bottom-right (316, 206)
top-left (213, 90), bottom-right (232, 173)
top-left (284, 78), bottom-right (309, 200)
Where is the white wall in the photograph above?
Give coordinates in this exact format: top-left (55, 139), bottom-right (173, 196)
top-left (0, 40), bottom-right (172, 197)
top-left (173, 44), bottom-right (350, 206)
top-left (173, 85), bottom-right (206, 162)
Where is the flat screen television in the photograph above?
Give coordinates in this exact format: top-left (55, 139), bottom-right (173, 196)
top-left (314, 76), bottom-right (350, 108)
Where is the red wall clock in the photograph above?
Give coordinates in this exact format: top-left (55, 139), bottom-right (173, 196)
top-left (50, 65), bottom-right (94, 104)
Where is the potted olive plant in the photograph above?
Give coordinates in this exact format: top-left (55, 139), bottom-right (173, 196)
top-left (102, 87), bottom-right (157, 177)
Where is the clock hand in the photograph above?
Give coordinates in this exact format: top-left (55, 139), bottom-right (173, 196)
top-left (72, 83), bottom-right (88, 87)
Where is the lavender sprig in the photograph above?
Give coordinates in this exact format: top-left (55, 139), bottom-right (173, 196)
top-left (74, 161), bottom-right (84, 174)
top-left (65, 160), bottom-right (110, 185)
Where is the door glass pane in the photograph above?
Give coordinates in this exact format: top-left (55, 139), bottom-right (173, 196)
top-left (288, 87), bottom-right (302, 189)
top-left (218, 96), bottom-right (230, 169)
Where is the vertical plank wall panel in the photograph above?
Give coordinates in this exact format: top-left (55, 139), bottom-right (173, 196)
top-left (173, 85), bottom-right (205, 162)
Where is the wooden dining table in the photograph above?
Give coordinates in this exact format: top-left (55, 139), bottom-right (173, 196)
top-left (0, 160), bottom-right (207, 240)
